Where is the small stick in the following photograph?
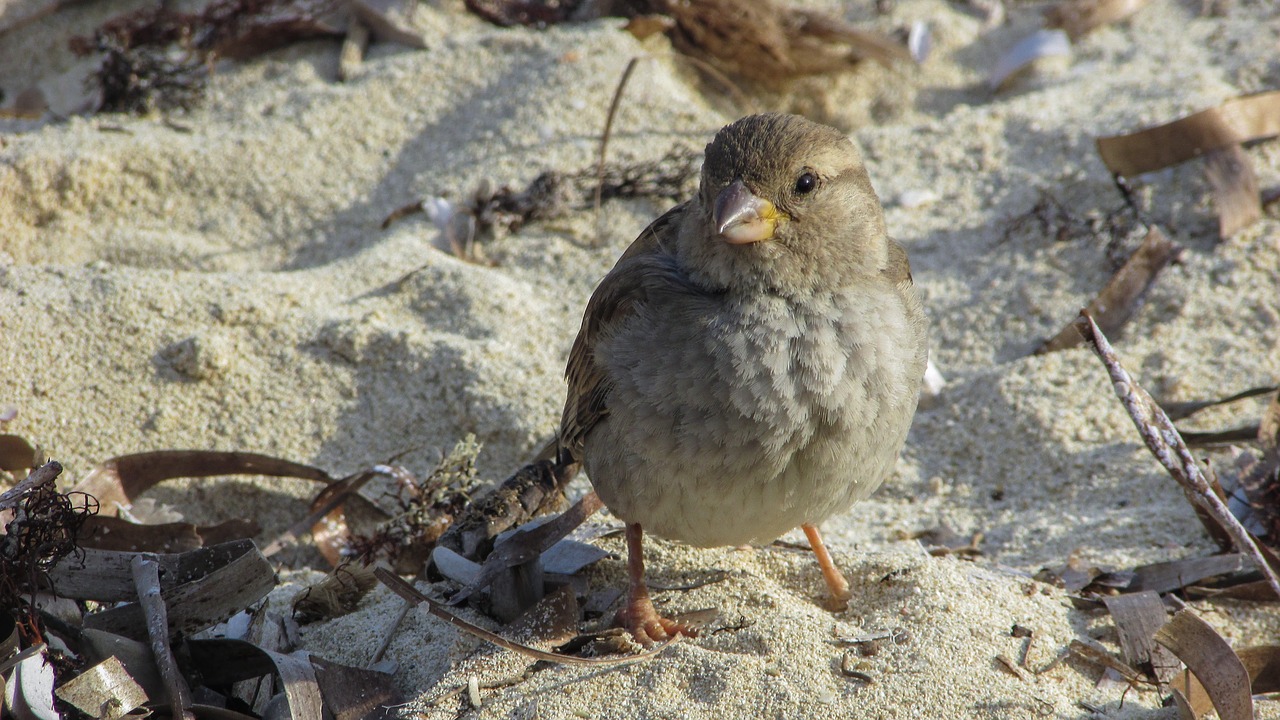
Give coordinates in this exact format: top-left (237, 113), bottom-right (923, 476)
top-left (373, 567), bottom-right (676, 666)
top-left (0, 461), bottom-right (62, 511)
top-left (131, 554), bottom-right (195, 720)
top-left (1073, 310), bottom-right (1280, 599)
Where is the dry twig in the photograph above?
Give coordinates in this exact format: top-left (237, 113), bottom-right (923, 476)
top-left (1073, 311), bottom-right (1280, 600)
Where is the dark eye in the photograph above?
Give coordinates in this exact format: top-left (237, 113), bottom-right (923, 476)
top-left (794, 171), bottom-right (818, 195)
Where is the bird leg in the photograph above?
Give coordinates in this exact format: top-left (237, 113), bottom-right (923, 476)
top-left (615, 523), bottom-right (698, 646)
top-left (802, 523), bottom-right (852, 607)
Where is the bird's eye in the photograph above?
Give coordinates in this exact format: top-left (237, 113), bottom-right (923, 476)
top-left (794, 171), bottom-right (818, 195)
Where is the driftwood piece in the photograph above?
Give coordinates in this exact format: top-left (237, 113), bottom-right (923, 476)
top-left (132, 554), bottom-right (195, 720)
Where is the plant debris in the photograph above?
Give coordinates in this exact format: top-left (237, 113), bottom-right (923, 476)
top-left (462, 0), bottom-right (910, 85)
top-left (2, 462), bottom-right (92, 646)
top-left (292, 562), bottom-right (379, 623)
top-left (1073, 311), bottom-right (1280, 600)
top-left (1156, 610), bottom-right (1253, 720)
top-left (1095, 91), bottom-right (1280, 239)
top-left (374, 567), bottom-right (679, 665)
top-left (1044, 0), bottom-right (1153, 40)
top-left (1036, 226), bottom-right (1182, 354)
top-left (381, 148), bottom-right (701, 262)
top-left (68, 0), bottom-right (425, 113)
top-left (343, 436), bottom-right (489, 572)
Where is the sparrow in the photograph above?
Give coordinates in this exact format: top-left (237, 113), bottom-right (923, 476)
top-left (559, 113), bottom-right (928, 645)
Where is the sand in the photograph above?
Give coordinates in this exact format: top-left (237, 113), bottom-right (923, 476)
top-left (2, 0), bottom-right (1279, 717)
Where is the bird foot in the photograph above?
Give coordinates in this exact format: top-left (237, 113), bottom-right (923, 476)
top-left (614, 596), bottom-right (699, 647)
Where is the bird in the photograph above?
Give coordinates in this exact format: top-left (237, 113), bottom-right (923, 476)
top-left (558, 113), bottom-right (928, 646)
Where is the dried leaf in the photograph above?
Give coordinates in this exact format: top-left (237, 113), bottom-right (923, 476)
top-left (49, 539), bottom-right (261, 602)
top-left (73, 450), bottom-right (332, 514)
top-left (55, 656), bottom-right (149, 719)
top-left (79, 516), bottom-right (259, 553)
top-left (1160, 384), bottom-right (1278, 421)
top-left (1101, 591), bottom-right (1178, 684)
top-left (1096, 90), bottom-right (1280, 178)
top-left (1155, 610), bottom-right (1252, 720)
top-left (1127, 553), bottom-right (1245, 594)
top-left (82, 541), bottom-right (275, 641)
top-left (1204, 145), bottom-right (1261, 239)
top-left (310, 656), bottom-right (402, 720)
top-left (79, 629), bottom-right (166, 701)
top-left (1037, 227), bottom-right (1180, 354)
top-left (1044, 0), bottom-right (1152, 40)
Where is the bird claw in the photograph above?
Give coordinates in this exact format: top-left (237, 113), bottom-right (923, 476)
top-left (615, 598), bottom-right (699, 647)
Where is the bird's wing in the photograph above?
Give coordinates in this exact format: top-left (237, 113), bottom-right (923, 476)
top-left (883, 237), bottom-right (914, 287)
top-left (557, 203), bottom-right (687, 464)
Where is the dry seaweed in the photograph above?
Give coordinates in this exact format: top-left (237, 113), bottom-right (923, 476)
top-left (344, 437), bottom-right (488, 571)
top-left (1, 462), bottom-right (93, 646)
top-left (382, 149), bottom-right (701, 261)
top-left (71, 0), bottom-right (423, 113)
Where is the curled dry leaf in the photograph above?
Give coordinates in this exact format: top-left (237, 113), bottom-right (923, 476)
top-left (1126, 553), bottom-right (1245, 594)
top-left (1044, 0), bottom-right (1152, 40)
top-left (49, 539), bottom-right (259, 602)
top-left (79, 516), bottom-right (259, 553)
top-left (1096, 91), bottom-right (1280, 178)
top-left (73, 450), bottom-right (332, 514)
top-left (1156, 610), bottom-right (1253, 720)
top-left (1036, 226), bottom-right (1181, 354)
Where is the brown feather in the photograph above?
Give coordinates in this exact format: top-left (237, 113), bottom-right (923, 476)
top-left (558, 203), bottom-right (686, 463)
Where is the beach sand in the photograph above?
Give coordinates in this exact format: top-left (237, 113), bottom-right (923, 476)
top-left (2, 0), bottom-right (1279, 717)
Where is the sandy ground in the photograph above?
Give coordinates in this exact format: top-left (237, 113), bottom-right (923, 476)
top-left (3, 0), bottom-right (1280, 717)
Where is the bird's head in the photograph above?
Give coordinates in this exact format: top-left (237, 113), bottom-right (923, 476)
top-left (678, 113), bottom-right (890, 295)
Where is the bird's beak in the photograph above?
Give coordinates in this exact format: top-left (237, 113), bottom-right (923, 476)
top-left (714, 180), bottom-right (781, 244)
